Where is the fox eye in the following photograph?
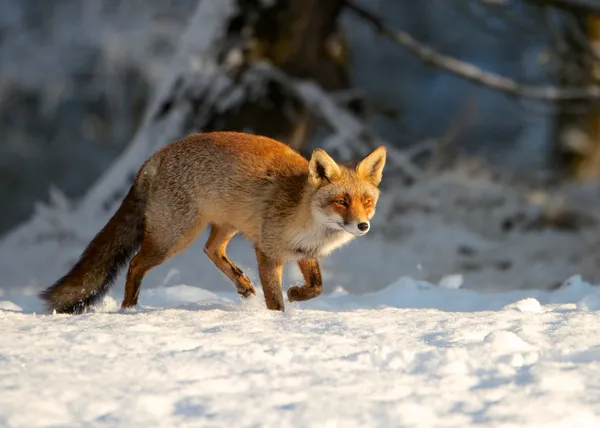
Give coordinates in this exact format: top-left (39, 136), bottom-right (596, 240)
top-left (334, 199), bottom-right (348, 207)
top-left (364, 198), bottom-right (372, 205)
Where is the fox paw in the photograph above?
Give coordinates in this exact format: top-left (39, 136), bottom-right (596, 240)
top-left (238, 287), bottom-right (256, 298)
top-left (287, 286), bottom-right (308, 302)
top-left (288, 285), bottom-right (322, 302)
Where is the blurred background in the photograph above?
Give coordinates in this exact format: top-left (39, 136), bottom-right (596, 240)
top-left (3, 0), bottom-right (600, 301)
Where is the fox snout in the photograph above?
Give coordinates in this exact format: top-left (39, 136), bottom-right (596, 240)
top-left (341, 219), bottom-right (370, 236)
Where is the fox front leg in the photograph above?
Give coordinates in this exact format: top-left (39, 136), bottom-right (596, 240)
top-left (255, 248), bottom-right (285, 311)
top-left (204, 225), bottom-right (256, 298)
top-left (287, 258), bottom-right (323, 302)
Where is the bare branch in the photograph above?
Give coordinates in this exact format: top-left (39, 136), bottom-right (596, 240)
top-left (345, 0), bottom-right (600, 101)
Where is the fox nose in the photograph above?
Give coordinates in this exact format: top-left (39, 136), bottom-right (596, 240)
top-left (357, 222), bottom-right (369, 232)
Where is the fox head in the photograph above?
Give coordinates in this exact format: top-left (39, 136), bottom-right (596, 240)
top-left (307, 146), bottom-right (387, 236)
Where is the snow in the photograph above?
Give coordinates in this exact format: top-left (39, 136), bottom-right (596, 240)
top-left (3, 169), bottom-right (600, 426)
top-left (3, 273), bottom-right (600, 427)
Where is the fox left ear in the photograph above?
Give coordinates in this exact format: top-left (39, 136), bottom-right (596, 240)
top-left (356, 146), bottom-right (387, 186)
top-left (309, 149), bottom-right (341, 186)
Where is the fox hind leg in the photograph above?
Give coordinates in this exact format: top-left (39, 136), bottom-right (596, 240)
top-left (122, 218), bottom-right (208, 308)
top-left (204, 224), bottom-right (256, 298)
top-left (122, 242), bottom-right (165, 308)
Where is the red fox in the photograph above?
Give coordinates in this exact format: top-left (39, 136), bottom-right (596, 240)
top-left (39, 131), bottom-right (386, 313)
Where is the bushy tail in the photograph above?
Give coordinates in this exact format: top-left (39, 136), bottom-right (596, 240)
top-left (39, 183), bottom-right (147, 314)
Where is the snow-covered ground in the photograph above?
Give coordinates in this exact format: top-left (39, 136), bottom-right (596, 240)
top-left (3, 273), bottom-right (600, 427)
top-left (2, 171), bottom-right (600, 426)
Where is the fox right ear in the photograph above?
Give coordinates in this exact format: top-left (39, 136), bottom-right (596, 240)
top-left (308, 149), bottom-right (340, 185)
top-left (356, 145), bottom-right (386, 186)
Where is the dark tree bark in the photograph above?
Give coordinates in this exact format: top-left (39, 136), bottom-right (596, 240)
top-left (551, 14), bottom-right (589, 177)
top-left (200, 0), bottom-right (351, 152)
top-left (577, 15), bottom-right (600, 179)
top-left (552, 13), bottom-right (600, 180)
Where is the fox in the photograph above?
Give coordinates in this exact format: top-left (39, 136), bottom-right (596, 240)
top-left (39, 131), bottom-right (386, 314)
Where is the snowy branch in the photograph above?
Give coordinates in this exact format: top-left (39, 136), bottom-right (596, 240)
top-left (0, 0), bottom-right (238, 254)
top-left (79, 0), bottom-right (237, 217)
top-left (344, 0), bottom-right (600, 101)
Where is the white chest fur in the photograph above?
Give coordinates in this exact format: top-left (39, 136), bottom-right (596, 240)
top-left (288, 225), bottom-right (356, 260)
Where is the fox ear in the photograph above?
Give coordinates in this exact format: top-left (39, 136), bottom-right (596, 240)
top-left (308, 149), bottom-right (341, 185)
top-left (356, 146), bottom-right (387, 186)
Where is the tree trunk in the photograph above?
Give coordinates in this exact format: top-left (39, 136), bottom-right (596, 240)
top-left (573, 15), bottom-right (600, 179)
top-left (552, 13), bottom-right (600, 180)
